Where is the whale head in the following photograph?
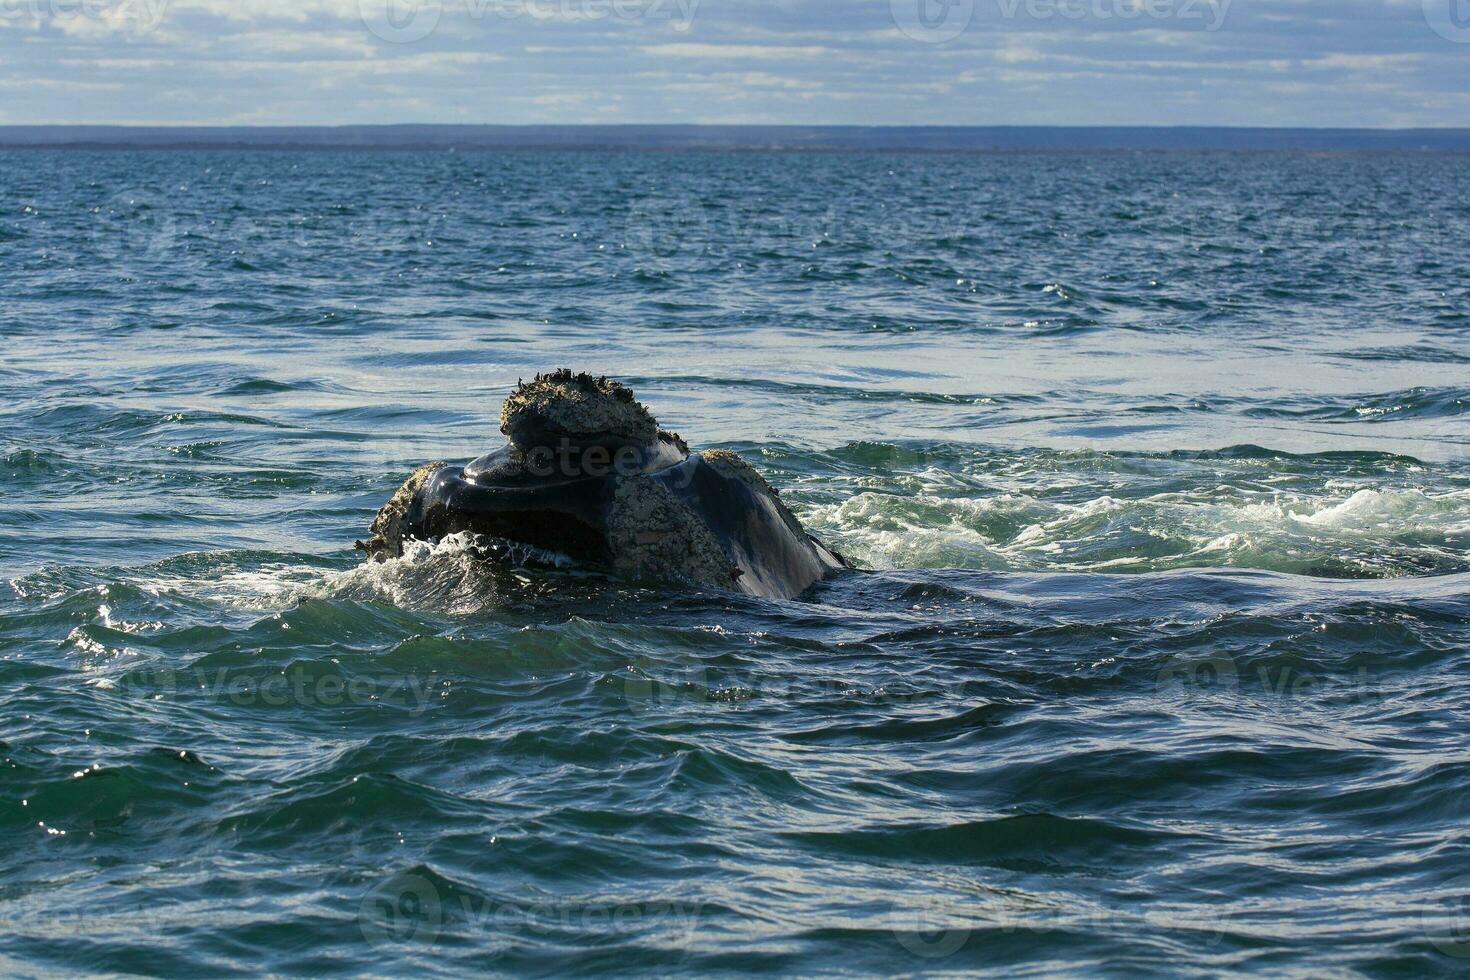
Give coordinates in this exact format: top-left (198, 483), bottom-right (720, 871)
top-left (359, 370), bottom-right (850, 599)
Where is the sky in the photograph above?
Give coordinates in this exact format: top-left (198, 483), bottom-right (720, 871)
top-left (1, 0), bottom-right (1467, 127)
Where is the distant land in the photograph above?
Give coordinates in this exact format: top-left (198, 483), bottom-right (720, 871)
top-left (2, 125), bottom-right (1469, 152)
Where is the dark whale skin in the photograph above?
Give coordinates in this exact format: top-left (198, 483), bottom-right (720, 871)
top-left (657, 455), bottom-right (848, 600)
top-left (372, 452), bottom-right (850, 601)
top-left (402, 462), bottom-right (616, 566)
top-left (360, 371), bottom-right (852, 599)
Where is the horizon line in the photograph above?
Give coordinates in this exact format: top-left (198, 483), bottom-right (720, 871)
top-left (6, 123), bottom-right (1470, 131)
top-left (3, 123), bottom-right (1468, 153)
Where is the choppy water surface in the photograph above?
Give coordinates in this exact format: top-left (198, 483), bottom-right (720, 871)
top-left (2, 150), bottom-right (1468, 976)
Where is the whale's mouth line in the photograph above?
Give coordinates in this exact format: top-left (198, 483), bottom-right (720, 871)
top-left (411, 462), bottom-right (615, 564)
top-left (438, 507), bottom-right (609, 566)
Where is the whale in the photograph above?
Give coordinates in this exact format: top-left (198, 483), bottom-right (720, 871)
top-left (358, 371), bottom-right (851, 600)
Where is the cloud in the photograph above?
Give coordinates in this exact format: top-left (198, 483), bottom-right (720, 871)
top-left (640, 43), bottom-right (837, 59)
top-left (0, 0), bottom-right (1465, 125)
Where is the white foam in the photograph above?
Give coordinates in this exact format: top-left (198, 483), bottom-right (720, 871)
top-left (313, 533), bottom-right (577, 614)
top-left (97, 528), bottom-right (589, 616)
top-left (800, 484), bottom-right (1470, 576)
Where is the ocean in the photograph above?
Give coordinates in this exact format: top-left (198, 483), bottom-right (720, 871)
top-left (2, 148), bottom-right (1468, 976)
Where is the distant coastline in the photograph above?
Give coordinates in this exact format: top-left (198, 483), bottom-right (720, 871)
top-left (3, 124), bottom-right (1469, 153)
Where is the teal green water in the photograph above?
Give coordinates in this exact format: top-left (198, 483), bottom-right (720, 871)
top-left (2, 150), bottom-right (1469, 976)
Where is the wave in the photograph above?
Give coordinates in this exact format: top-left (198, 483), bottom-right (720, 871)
top-left (317, 533), bottom-right (583, 615)
top-left (803, 484), bottom-right (1470, 578)
top-left (1247, 387), bottom-right (1470, 422)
